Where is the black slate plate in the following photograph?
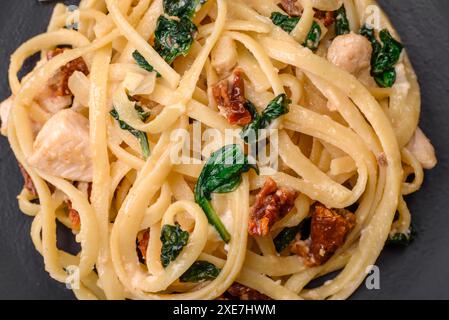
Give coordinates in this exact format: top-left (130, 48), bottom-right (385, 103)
top-left (1, 0), bottom-right (449, 300)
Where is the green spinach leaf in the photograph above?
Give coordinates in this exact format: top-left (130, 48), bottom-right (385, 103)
top-left (160, 223), bottom-right (189, 267)
top-left (387, 225), bottom-right (416, 247)
top-left (194, 144), bottom-right (259, 243)
top-left (132, 50), bottom-right (161, 77)
top-left (270, 12), bottom-right (300, 33)
top-left (334, 5), bottom-right (350, 36)
top-left (133, 104), bottom-right (151, 122)
top-left (240, 94), bottom-right (290, 143)
top-left (180, 261), bottom-right (220, 282)
top-left (154, 16), bottom-right (197, 64)
top-left (163, 0), bottom-right (206, 19)
top-left (360, 25), bottom-right (403, 88)
top-left (303, 21), bottom-right (321, 51)
top-left (110, 109), bottom-right (150, 159)
top-left (274, 225), bottom-right (302, 253)
top-left (273, 217), bottom-right (312, 253)
top-left (270, 12), bottom-right (321, 51)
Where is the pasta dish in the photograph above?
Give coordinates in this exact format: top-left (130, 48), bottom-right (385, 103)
top-left (0, 0), bottom-right (437, 300)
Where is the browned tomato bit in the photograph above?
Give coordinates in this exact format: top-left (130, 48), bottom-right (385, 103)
top-left (248, 177), bottom-right (298, 237)
top-left (314, 10), bottom-right (335, 27)
top-left (212, 69), bottom-right (252, 126)
top-left (219, 283), bottom-right (271, 300)
top-left (66, 200), bottom-right (81, 231)
top-left (47, 48), bottom-right (89, 96)
top-left (18, 164), bottom-right (37, 198)
top-left (280, 0), bottom-right (302, 17)
top-left (291, 203), bottom-right (356, 266)
top-left (137, 229), bottom-right (150, 261)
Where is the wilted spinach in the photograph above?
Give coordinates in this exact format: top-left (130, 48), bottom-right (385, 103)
top-left (154, 16), bottom-right (197, 64)
top-left (387, 225), bottom-right (416, 246)
top-left (132, 50), bottom-right (161, 77)
top-left (134, 105), bottom-right (151, 122)
top-left (180, 261), bottom-right (220, 282)
top-left (270, 12), bottom-right (322, 51)
top-left (110, 108), bottom-right (150, 159)
top-left (270, 12), bottom-right (300, 33)
top-left (240, 94), bottom-right (290, 143)
top-left (273, 218), bottom-right (311, 253)
top-left (160, 223), bottom-right (189, 268)
top-left (334, 6), bottom-right (350, 36)
top-left (274, 225), bottom-right (302, 253)
top-left (194, 144), bottom-right (259, 243)
top-left (360, 25), bottom-right (403, 87)
top-left (163, 0), bottom-right (206, 19)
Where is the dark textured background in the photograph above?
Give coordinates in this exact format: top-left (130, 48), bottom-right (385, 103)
top-left (0, 0), bottom-right (448, 300)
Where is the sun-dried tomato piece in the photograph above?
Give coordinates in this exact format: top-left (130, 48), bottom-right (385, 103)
top-left (47, 48), bottom-right (89, 96)
top-left (280, 0), bottom-right (302, 17)
top-left (314, 10), bottom-right (335, 27)
top-left (66, 200), bottom-right (81, 231)
top-left (291, 203), bottom-right (356, 266)
top-left (220, 283), bottom-right (271, 300)
top-left (18, 164), bottom-right (37, 198)
top-left (137, 229), bottom-right (150, 260)
top-left (212, 70), bottom-right (252, 126)
top-left (248, 178), bottom-right (298, 237)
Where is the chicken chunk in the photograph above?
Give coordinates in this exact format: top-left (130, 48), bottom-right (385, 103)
top-left (327, 33), bottom-right (373, 75)
top-left (37, 89), bottom-right (73, 114)
top-left (27, 109), bottom-right (93, 182)
top-left (0, 96), bottom-right (13, 136)
top-left (407, 127), bottom-right (437, 169)
top-left (211, 35), bottom-right (238, 75)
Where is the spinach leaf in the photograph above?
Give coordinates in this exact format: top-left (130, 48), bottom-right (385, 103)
top-left (274, 225), bottom-right (302, 253)
top-left (132, 50), bottom-right (161, 77)
top-left (180, 261), bottom-right (220, 282)
top-left (334, 5), bottom-right (350, 36)
top-left (270, 12), bottom-right (322, 51)
top-left (126, 95), bottom-right (151, 122)
top-left (374, 69), bottom-right (396, 88)
top-left (160, 223), bottom-right (189, 267)
top-left (240, 94), bottom-right (290, 143)
top-left (387, 225), bottom-right (416, 247)
top-left (360, 25), bottom-right (403, 88)
top-left (372, 29), bottom-right (403, 74)
top-left (163, 0), bottom-right (206, 19)
top-left (110, 109), bottom-right (150, 159)
top-left (360, 24), bottom-right (381, 56)
top-left (134, 105), bottom-right (151, 122)
top-left (154, 16), bottom-right (197, 64)
top-left (273, 217), bottom-right (312, 253)
top-left (303, 21), bottom-right (321, 51)
top-left (270, 12), bottom-right (300, 33)
top-left (194, 144), bottom-right (259, 243)
top-left (244, 100), bottom-right (258, 119)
